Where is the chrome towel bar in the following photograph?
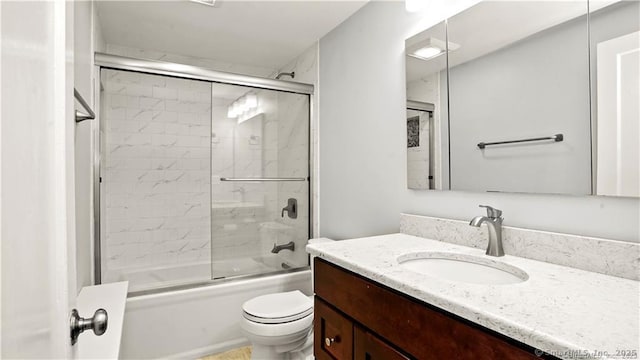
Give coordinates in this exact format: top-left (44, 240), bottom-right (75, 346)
top-left (74, 88), bottom-right (95, 123)
top-left (477, 133), bottom-right (563, 149)
top-left (220, 177), bottom-right (306, 182)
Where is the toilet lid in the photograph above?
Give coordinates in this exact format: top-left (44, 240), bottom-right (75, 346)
top-left (242, 290), bottom-right (313, 324)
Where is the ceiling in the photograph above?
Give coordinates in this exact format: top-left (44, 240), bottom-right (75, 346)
top-left (96, 0), bottom-right (368, 72)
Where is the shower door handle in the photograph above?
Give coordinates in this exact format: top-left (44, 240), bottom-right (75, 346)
top-left (281, 198), bottom-right (297, 219)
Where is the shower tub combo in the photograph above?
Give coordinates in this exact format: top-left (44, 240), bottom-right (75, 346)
top-left (93, 53), bottom-right (313, 358)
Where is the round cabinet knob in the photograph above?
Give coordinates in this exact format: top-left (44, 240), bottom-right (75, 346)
top-left (325, 335), bottom-right (340, 347)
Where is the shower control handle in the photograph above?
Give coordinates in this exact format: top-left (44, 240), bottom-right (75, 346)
top-left (70, 308), bottom-right (108, 345)
top-left (281, 198), bottom-right (297, 219)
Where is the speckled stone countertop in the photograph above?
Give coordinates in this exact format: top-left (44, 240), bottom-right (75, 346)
top-left (307, 234), bottom-right (639, 359)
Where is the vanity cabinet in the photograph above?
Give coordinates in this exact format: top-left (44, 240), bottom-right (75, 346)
top-left (313, 258), bottom-right (542, 360)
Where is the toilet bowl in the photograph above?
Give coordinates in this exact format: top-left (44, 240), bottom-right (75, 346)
top-left (240, 238), bottom-right (334, 360)
top-left (240, 290), bottom-right (314, 360)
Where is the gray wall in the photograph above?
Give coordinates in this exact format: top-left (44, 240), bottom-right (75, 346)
top-left (318, 0), bottom-right (639, 243)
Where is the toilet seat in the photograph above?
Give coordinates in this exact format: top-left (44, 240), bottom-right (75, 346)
top-left (242, 290), bottom-right (313, 324)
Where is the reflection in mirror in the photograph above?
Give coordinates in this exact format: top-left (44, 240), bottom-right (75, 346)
top-left (592, 1), bottom-right (640, 197)
top-left (405, 1), bottom-right (638, 197)
top-left (447, 1), bottom-right (591, 195)
top-left (405, 21), bottom-right (449, 190)
top-left (407, 101), bottom-right (435, 190)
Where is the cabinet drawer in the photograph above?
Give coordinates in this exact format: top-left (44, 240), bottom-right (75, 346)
top-left (354, 326), bottom-right (410, 360)
top-left (314, 298), bottom-right (353, 360)
top-left (314, 258), bottom-right (538, 360)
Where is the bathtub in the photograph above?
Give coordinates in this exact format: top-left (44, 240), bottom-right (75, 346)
top-left (119, 268), bottom-right (312, 359)
top-left (105, 255), bottom-right (297, 293)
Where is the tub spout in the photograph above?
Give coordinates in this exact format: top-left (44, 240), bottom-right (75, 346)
top-left (271, 241), bottom-right (295, 254)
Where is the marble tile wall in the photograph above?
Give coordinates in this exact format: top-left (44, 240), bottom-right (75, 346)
top-left (101, 69), bottom-right (212, 274)
top-left (275, 44), bottom-right (318, 239)
top-left (276, 91), bottom-right (310, 268)
top-left (101, 43), bottom-right (316, 275)
top-left (399, 213), bottom-right (640, 280)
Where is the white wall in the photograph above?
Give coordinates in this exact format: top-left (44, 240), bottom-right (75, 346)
top-left (74, 0), bottom-right (96, 292)
top-left (318, 0), bottom-right (639, 243)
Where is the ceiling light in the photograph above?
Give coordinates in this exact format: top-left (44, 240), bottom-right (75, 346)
top-left (189, 0), bottom-right (216, 7)
top-left (413, 47), bottom-right (443, 60)
top-left (407, 38), bottom-right (460, 61)
top-left (406, 0), bottom-right (427, 13)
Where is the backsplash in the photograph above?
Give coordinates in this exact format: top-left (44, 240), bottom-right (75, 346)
top-left (400, 213), bottom-right (639, 280)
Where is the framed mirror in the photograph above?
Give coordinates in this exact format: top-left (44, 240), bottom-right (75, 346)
top-left (405, 0), bottom-right (639, 197)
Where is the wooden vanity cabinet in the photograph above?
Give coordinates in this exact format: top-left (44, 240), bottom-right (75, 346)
top-left (313, 258), bottom-right (543, 360)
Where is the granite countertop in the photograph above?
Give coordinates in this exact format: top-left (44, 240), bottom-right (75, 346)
top-left (307, 234), bottom-right (639, 359)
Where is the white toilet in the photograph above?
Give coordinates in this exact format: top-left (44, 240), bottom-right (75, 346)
top-left (240, 238), bottom-right (334, 360)
top-left (240, 290), bottom-right (314, 360)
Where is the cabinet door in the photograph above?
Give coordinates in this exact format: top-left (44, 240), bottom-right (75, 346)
top-left (314, 298), bottom-right (353, 360)
top-left (354, 326), bottom-right (410, 360)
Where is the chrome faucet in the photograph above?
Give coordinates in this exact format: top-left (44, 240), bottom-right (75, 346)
top-left (469, 205), bottom-right (505, 257)
top-left (271, 241), bottom-right (295, 254)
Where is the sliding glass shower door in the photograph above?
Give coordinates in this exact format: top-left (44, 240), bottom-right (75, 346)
top-left (99, 67), bottom-right (310, 293)
top-left (100, 69), bottom-right (214, 292)
top-left (209, 83), bottom-right (309, 279)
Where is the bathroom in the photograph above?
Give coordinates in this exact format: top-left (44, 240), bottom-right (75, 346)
top-left (1, 0), bottom-right (638, 359)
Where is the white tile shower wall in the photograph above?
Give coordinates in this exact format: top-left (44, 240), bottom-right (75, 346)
top-left (102, 69), bottom-right (212, 273)
top-left (273, 44), bottom-right (317, 267)
top-left (276, 91), bottom-right (310, 268)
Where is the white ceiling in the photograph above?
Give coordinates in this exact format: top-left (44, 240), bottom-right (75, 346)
top-left (96, 0), bottom-right (368, 72)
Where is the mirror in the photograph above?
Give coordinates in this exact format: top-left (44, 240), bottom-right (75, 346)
top-left (405, 0), bottom-right (639, 197)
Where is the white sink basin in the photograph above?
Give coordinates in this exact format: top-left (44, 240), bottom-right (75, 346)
top-left (398, 252), bottom-right (528, 285)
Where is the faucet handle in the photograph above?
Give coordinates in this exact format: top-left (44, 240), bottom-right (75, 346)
top-left (479, 205), bottom-right (502, 218)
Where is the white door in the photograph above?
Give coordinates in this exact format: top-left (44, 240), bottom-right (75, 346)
top-left (1, 1), bottom-right (79, 358)
top-left (596, 31), bottom-right (640, 197)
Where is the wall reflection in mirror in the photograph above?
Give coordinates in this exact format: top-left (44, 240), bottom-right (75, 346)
top-left (405, 0), bottom-right (639, 197)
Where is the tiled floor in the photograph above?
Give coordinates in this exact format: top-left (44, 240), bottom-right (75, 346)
top-left (199, 346), bottom-right (252, 360)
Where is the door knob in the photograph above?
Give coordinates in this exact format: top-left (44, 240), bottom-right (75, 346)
top-left (70, 308), bottom-right (108, 345)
